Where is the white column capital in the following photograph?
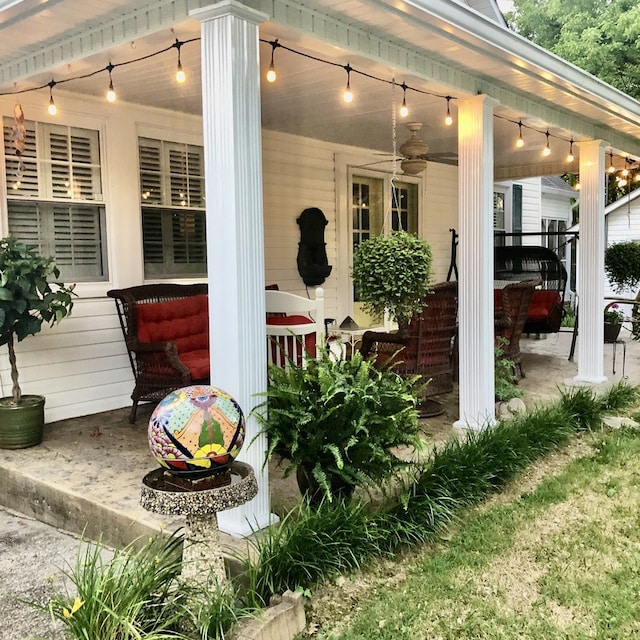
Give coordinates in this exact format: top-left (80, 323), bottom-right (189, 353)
top-left (458, 93), bottom-right (500, 110)
top-left (190, 0), bottom-right (268, 25)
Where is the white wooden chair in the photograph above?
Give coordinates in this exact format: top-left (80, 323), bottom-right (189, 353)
top-left (265, 287), bottom-right (325, 369)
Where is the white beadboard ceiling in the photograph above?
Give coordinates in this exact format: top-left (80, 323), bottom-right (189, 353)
top-left (0, 0), bottom-right (639, 177)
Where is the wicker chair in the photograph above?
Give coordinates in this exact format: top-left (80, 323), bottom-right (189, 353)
top-left (494, 279), bottom-right (541, 378)
top-left (107, 283), bottom-right (209, 423)
top-left (359, 281), bottom-right (458, 416)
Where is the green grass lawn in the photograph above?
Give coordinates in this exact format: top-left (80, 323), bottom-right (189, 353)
top-left (308, 425), bottom-right (640, 639)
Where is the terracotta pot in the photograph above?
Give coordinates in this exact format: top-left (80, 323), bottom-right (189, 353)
top-left (604, 322), bottom-right (622, 344)
top-left (295, 466), bottom-right (355, 507)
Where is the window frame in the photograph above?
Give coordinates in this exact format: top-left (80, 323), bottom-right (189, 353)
top-left (138, 137), bottom-right (207, 278)
top-left (3, 117), bottom-right (108, 282)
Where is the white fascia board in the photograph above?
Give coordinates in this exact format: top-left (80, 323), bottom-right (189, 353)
top-left (392, 0), bottom-right (640, 121)
top-left (605, 188), bottom-right (640, 216)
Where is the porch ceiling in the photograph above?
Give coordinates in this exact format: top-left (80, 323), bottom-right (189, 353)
top-left (0, 0), bottom-right (639, 178)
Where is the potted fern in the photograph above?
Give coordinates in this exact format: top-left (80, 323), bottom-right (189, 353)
top-left (0, 237), bottom-right (75, 448)
top-left (254, 349), bottom-right (422, 506)
top-left (351, 230), bottom-right (432, 328)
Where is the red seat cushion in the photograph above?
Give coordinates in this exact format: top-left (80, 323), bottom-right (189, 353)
top-left (266, 314), bottom-right (317, 362)
top-left (179, 349), bottom-right (210, 380)
top-left (527, 290), bottom-right (561, 322)
top-left (136, 295), bottom-right (209, 378)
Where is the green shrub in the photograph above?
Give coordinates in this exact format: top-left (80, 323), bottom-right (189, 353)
top-left (494, 338), bottom-right (523, 402)
top-left (604, 241), bottom-right (640, 293)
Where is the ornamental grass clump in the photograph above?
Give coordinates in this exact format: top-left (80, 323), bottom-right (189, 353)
top-left (48, 534), bottom-right (249, 640)
top-left (243, 381), bottom-right (639, 601)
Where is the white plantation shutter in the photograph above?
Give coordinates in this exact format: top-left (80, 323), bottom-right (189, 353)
top-left (139, 138), bottom-right (206, 277)
top-left (139, 139), bottom-right (163, 204)
top-left (3, 117), bottom-right (107, 280)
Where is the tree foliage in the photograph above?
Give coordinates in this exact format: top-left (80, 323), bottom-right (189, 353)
top-left (506, 0), bottom-right (640, 100)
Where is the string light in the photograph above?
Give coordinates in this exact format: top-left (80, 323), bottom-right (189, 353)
top-left (343, 64), bottom-right (353, 103)
top-left (542, 130), bottom-right (551, 157)
top-left (266, 39), bottom-right (279, 83)
top-left (174, 40), bottom-right (186, 84)
top-left (515, 120), bottom-right (524, 148)
top-left (567, 138), bottom-right (574, 163)
top-left (444, 96), bottom-right (453, 126)
top-left (399, 82), bottom-right (409, 118)
top-left (47, 80), bottom-right (57, 115)
top-left (106, 63), bottom-right (116, 102)
top-left (608, 151), bottom-right (616, 173)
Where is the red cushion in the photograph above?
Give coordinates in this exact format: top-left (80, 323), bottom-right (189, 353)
top-left (527, 290), bottom-right (561, 322)
top-left (137, 296), bottom-right (210, 378)
top-left (179, 349), bottom-right (210, 380)
top-left (266, 314), bottom-right (317, 362)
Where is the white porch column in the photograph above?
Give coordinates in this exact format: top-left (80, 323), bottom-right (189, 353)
top-left (191, 1), bottom-right (273, 536)
top-left (574, 140), bottom-right (607, 384)
top-left (454, 95), bottom-right (498, 431)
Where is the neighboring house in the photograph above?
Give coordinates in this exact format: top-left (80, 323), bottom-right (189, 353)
top-left (604, 188), bottom-right (640, 298)
top-left (0, 0), bottom-right (637, 534)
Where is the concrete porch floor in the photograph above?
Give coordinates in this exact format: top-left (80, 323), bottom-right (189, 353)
top-left (0, 329), bottom-right (636, 552)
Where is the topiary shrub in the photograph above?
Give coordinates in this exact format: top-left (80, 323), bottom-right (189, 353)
top-left (604, 241), bottom-right (640, 294)
top-left (351, 231), bottom-right (432, 327)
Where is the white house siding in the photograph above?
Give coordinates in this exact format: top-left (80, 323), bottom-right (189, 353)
top-left (542, 192), bottom-right (572, 223)
top-left (424, 162), bottom-right (458, 282)
top-left (262, 130), bottom-right (339, 315)
top-left (0, 91), bottom-right (461, 421)
top-left (520, 178), bottom-right (543, 239)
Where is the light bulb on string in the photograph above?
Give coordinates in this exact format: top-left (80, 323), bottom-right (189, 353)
top-left (343, 64), bottom-right (353, 103)
top-left (174, 40), bottom-right (186, 84)
top-left (567, 138), bottom-right (574, 163)
top-left (515, 120), bottom-right (524, 148)
top-left (444, 96), bottom-right (453, 126)
top-left (47, 80), bottom-right (57, 115)
top-left (266, 39), bottom-right (279, 83)
top-left (542, 130), bottom-right (551, 157)
top-left (399, 82), bottom-right (408, 118)
top-left (608, 151), bottom-right (616, 173)
top-left (106, 63), bottom-right (116, 102)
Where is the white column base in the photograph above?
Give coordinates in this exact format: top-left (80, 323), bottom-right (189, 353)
top-left (570, 375), bottom-right (608, 386)
top-left (218, 507), bottom-right (279, 538)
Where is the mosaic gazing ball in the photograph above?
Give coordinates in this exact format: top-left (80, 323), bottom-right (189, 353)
top-left (148, 385), bottom-right (245, 476)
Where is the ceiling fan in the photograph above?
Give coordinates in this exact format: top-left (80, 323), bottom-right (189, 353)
top-left (374, 122), bottom-right (458, 173)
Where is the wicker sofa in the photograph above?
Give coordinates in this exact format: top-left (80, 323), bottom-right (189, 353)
top-left (107, 283), bottom-right (209, 423)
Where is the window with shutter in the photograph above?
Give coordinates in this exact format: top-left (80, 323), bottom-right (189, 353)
top-left (3, 117), bottom-right (107, 281)
top-left (138, 137), bottom-right (206, 277)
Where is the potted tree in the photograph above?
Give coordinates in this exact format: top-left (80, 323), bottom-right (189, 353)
top-left (0, 237), bottom-right (75, 448)
top-left (254, 349), bottom-right (423, 506)
top-left (351, 230), bottom-right (433, 328)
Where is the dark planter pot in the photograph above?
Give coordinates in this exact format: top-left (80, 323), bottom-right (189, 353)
top-left (604, 322), bottom-right (622, 344)
top-left (0, 395), bottom-right (45, 449)
top-left (296, 466), bottom-right (355, 507)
